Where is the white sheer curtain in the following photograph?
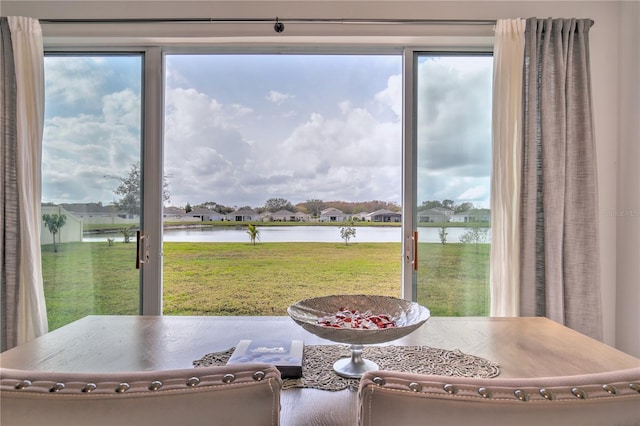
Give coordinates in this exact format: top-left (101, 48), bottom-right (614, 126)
top-left (9, 16), bottom-right (48, 346)
top-left (490, 19), bottom-right (526, 317)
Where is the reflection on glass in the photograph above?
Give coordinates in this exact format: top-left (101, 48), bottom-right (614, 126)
top-left (414, 54), bottom-right (493, 316)
top-left (42, 55), bottom-right (142, 330)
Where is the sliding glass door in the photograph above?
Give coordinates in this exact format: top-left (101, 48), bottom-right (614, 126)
top-left (408, 52), bottom-right (493, 315)
top-left (42, 54), bottom-right (143, 330)
top-left (161, 53), bottom-right (403, 316)
top-left (41, 48), bottom-right (493, 323)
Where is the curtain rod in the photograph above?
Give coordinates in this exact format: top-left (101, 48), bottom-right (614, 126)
top-left (39, 17), bottom-right (497, 26)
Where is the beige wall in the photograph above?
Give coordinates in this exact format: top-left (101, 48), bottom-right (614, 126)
top-left (4, 0), bottom-right (638, 356)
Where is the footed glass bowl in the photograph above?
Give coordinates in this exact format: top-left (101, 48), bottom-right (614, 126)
top-left (287, 294), bottom-right (430, 378)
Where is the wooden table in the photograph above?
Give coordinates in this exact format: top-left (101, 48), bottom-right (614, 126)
top-left (1, 316), bottom-right (638, 426)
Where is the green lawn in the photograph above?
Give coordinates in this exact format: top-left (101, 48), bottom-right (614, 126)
top-left (41, 241), bottom-right (489, 331)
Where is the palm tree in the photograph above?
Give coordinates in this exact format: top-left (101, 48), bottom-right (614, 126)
top-left (247, 223), bottom-right (261, 245)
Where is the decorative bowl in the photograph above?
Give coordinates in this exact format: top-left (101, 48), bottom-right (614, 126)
top-left (287, 294), bottom-right (430, 378)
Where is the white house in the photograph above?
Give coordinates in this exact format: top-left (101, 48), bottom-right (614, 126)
top-left (366, 209), bottom-right (401, 223)
top-left (189, 207), bottom-right (226, 221)
top-left (227, 208), bottom-right (258, 222)
top-left (319, 208), bottom-right (347, 222)
top-left (417, 207), bottom-right (454, 223)
top-left (270, 209), bottom-right (296, 221)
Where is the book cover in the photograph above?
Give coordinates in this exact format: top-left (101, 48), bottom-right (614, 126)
top-left (227, 339), bottom-right (304, 379)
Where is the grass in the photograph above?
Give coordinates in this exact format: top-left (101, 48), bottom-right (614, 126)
top-left (41, 241), bottom-right (489, 331)
top-left (416, 242), bottom-right (490, 316)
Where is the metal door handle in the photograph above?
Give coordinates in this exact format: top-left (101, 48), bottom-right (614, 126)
top-left (136, 231), bottom-right (149, 269)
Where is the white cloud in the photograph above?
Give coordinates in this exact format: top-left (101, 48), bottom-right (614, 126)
top-left (42, 112), bottom-right (139, 204)
top-left (458, 185), bottom-right (490, 204)
top-left (103, 89), bottom-right (140, 129)
top-left (415, 56), bottom-right (493, 207)
top-left (375, 73), bottom-right (402, 117)
top-left (42, 54), bottom-right (491, 210)
top-left (45, 57), bottom-right (111, 107)
top-left (266, 90), bottom-right (294, 105)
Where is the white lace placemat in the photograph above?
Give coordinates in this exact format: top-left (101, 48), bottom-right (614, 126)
top-left (194, 345), bottom-right (500, 391)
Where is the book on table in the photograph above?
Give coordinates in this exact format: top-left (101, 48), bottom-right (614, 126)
top-left (227, 339), bottom-right (304, 378)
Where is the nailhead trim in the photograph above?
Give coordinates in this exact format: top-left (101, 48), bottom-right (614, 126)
top-left (7, 370), bottom-right (276, 394)
top-left (148, 381), bottom-right (163, 391)
top-left (49, 383), bottom-right (65, 393)
top-left (115, 383), bottom-right (130, 393)
top-left (514, 389), bottom-right (529, 401)
top-left (14, 380), bottom-right (31, 390)
top-left (186, 377), bottom-right (200, 387)
top-left (539, 388), bottom-right (554, 400)
top-left (365, 379), bottom-right (640, 401)
top-left (571, 387), bottom-right (587, 399)
top-left (408, 382), bottom-right (422, 392)
top-left (372, 376), bottom-right (385, 386)
top-left (477, 387), bottom-right (491, 398)
top-left (82, 383), bottom-right (97, 393)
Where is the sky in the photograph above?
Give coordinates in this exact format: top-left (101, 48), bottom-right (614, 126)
top-left (42, 53), bottom-right (492, 210)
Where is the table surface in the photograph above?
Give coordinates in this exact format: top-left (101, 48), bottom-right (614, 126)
top-left (1, 316), bottom-right (638, 426)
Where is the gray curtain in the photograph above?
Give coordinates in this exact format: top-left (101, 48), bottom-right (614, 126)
top-left (0, 16), bottom-right (21, 352)
top-left (520, 18), bottom-right (602, 340)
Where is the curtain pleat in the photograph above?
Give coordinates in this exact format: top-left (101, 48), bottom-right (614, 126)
top-left (9, 16), bottom-right (48, 347)
top-left (0, 16), bottom-right (47, 351)
top-left (489, 18), bottom-right (526, 317)
top-left (0, 17), bottom-right (21, 352)
top-left (520, 18), bottom-right (602, 340)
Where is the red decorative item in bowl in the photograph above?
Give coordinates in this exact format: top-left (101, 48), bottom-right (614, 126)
top-left (287, 294), bottom-right (430, 378)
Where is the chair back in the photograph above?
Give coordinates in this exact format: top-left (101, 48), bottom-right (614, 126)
top-left (358, 367), bottom-right (640, 426)
top-left (1, 364), bottom-right (281, 426)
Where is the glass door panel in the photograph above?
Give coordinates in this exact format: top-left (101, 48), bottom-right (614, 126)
top-left (162, 54), bottom-right (403, 316)
top-left (413, 54), bottom-right (492, 316)
top-left (42, 54), bottom-right (143, 330)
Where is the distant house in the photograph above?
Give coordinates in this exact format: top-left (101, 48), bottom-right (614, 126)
top-left (319, 208), bottom-right (347, 222)
top-left (188, 207), bottom-right (226, 221)
top-left (353, 211), bottom-right (369, 221)
top-left (292, 212), bottom-right (311, 222)
top-left (417, 207), bottom-right (454, 223)
top-left (163, 206), bottom-right (187, 221)
top-left (366, 209), bottom-right (401, 223)
top-left (267, 209), bottom-right (310, 222)
top-left (227, 208), bottom-right (258, 222)
top-left (270, 209), bottom-right (296, 222)
top-left (451, 209), bottom-right (491, 223)
top-left (62, 202), bottom-right (136, 225)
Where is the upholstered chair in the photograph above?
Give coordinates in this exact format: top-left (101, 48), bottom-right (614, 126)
top-left (358, 367), bottom-right (640, 426)
top-left (1, 364), bottom-right (282, 426)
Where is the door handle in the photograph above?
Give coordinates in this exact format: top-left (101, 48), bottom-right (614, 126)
top-left (412, 231), bottom-right (418, 270)
top-left (136, 231), bottom-right (149, 269)
top-left (405, 231), bottom-right (418, 271)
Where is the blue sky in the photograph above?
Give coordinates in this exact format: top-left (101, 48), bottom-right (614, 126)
top-left (42, 53), bottom-right (491, 210)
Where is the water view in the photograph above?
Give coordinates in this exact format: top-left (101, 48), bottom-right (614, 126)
top-left (83, 226), bottom-right (489, 243)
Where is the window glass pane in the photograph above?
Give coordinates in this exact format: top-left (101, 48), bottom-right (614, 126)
top-left (163, 54), bottom-right (403, 315)
top-left (42, 55), bottom-right (142, 330)
top-left (414, 54), bottom-right (492, 316)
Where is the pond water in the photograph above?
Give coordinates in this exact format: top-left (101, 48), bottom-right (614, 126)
top-left (83, 225), bottom-right (490, 243)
